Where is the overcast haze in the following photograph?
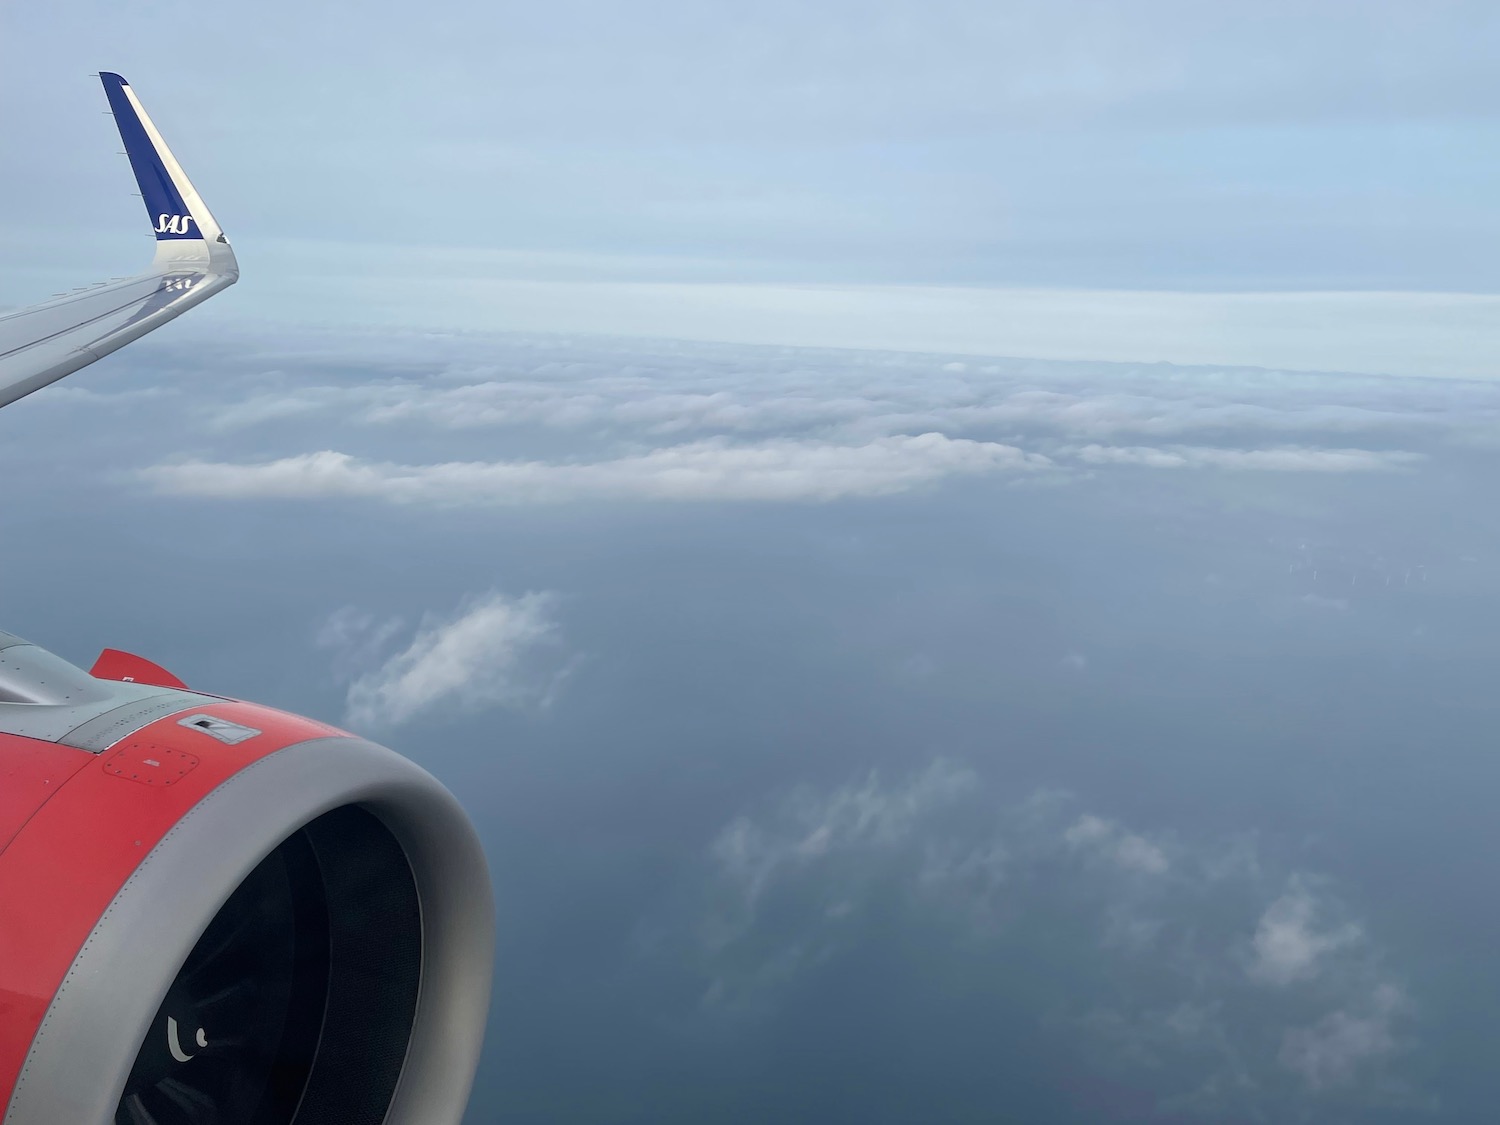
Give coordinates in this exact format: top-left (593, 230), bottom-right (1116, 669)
top-left (4, 3), bottom-right (1500, 1123)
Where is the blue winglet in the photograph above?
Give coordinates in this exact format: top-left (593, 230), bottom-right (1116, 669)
top-left (99, 72), bottom-right (198, 241)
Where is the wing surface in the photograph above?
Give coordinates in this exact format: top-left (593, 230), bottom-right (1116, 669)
top-left (0, 72), bottom-right (238, 411)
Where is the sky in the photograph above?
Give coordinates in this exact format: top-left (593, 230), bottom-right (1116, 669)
top-left (5, 3), bottom-right (1500, 373)
top-left (5, 3), bottom-right (1500, 1123)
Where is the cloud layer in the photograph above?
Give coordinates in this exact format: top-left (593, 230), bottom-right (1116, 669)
top-left (111, 331), bottom-right (1461, 511)
top-left (140, 434), bottom-right (1049, 506)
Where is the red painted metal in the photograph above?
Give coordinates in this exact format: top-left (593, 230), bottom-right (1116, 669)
top-left (89, 648), bottom-right (189, 690)
top-left (101, 741), bottom-right (201, 788)
top-left (0, 700), bottom-right (350, 1106)
top-left (0, 735), bottom-right (93, 855)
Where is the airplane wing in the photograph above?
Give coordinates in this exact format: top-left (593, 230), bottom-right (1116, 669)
top-left (0, 72), bottom-right (238, 411)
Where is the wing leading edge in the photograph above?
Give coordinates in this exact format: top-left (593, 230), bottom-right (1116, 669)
top-left (0, 72), bottom-right (238, 411)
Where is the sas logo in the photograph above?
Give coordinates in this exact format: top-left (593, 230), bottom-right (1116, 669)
top-left (154, 213), bottom-right (194, 235)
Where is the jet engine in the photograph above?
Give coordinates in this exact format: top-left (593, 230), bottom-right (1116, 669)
top-left (0, 632), bottom-right (493, 1125)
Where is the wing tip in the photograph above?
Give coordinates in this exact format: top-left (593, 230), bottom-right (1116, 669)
top-left (97, 69), bottom-right (230, 255)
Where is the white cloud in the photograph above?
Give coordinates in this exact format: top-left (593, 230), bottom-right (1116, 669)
top-left (339, 589), bottom-right (564, 728)
top-left (91, 331), bottom-right (1481, 522)
top-left (1247, 877), bottom-right (1363, 987)
top-left (1064, 814), bottom-right (1170, 875)
top-left (711, 759), bottom-right (980, 911)
top-left (315, 606), bottom-right (406, 682)
top-left (1280, 985), bottom-right (1405, 1090)
top-left (1072, 443), bottom-right (1422, 472)
top-left (789, 759), bottom-right (982, 850)
top-left (93, 332), bottom-right (1494, 516)
top-left (29, 384), bottom-right (175, 407)
top-left (674, 760), bottom-right (1415, 1114)
top-left (209, 386), bottom-right (355, 430)
top-left (139, 434), bottom-right (1050, 507)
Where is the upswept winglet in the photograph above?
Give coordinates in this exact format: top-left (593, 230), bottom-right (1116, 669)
top-left (0, 72), bottom-right (239, 412)
top-left (98, 71), bottom-right (237, 276)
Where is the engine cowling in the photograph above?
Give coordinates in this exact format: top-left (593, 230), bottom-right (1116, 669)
top-left (0, 632), bottom-right (493, 1124)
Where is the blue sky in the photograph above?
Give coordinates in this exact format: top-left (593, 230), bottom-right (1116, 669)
top-left (6, 2), bottom-right (1500, 374)
top-left (6, 5), bottom-right (1500, 1122)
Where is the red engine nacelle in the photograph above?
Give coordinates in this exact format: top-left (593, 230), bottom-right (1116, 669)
top-left (0, 632), bottom-right (493, 1125)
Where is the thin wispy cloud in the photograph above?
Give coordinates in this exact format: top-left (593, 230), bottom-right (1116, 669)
top-left (1280, 985), bottom-right (1407, 1092)
top-left (710, 759), bottom-right (981, 912)
top-left (1064, 813), bottom-right (1171, 874)
top-left (321, 589), bottom-right (566, 729)
top-left (672, 759), bottom-right (1417, 1115)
